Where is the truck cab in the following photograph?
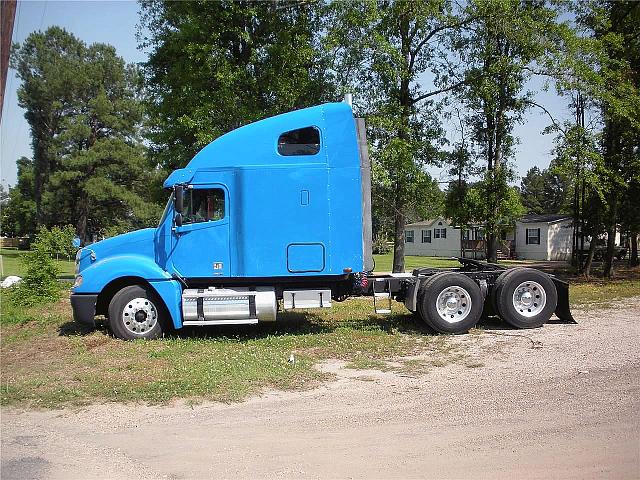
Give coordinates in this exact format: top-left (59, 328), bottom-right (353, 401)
top-left (71, 102), bottom-right (374, 339)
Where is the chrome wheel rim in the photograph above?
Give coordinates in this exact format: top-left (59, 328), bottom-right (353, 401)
top-left (512, 281), bottom-right (546, 317)
top-left (435, 286), bottom-right (471, 324)
top-left (122, 297), bottom-right (158, 335)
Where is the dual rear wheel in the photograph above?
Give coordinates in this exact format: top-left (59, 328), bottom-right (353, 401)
top-left (416, 268), bottom-right (558, 334)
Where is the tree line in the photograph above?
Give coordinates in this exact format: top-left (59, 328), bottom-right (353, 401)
top-left (1, 0), bottom-right (638, 277)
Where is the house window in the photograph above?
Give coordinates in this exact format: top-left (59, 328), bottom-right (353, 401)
top-left (434, 228), bottom-right (447, 239)
top-left (405, 230), bottom-right (414, 243)
top-left (526, 228), bottom-right (541, 245)
top-left (181, 188), bottom-right (225, 224)
top-left (278, 126), bottom-right (321, 156)
top-left (422, 230), bottom-right (431, 243)
top-left (463, 230), bottom-right (469, 240)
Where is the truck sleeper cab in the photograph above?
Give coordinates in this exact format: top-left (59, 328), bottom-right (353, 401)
top-left (71, 101), bottom-right (574, 340)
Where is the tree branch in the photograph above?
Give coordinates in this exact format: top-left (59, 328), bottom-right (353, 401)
top-left (411, 78), bottom-right (467, 105)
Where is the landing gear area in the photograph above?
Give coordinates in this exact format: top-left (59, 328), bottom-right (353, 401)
top-left (367, 258), bottom-right (575, 335)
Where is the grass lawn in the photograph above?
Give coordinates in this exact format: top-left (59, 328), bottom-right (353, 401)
top-left (0, 248), bottom-right (76, 280)
top-left (372, 253), bottom-right (527, 272)
top-left (1, 276), bottom-right (638, 409)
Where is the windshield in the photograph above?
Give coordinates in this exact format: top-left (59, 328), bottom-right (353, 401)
top-left (158, 192), bottom-right (173, 227)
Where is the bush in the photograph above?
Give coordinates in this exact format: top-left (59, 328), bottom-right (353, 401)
top-left (36, 225), bottom-right (78, 259)
top-left (8, 230), bottom-right (64, 307)
top-left (372, 234), bottom-right (392, 254)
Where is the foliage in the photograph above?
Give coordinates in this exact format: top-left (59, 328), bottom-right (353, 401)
top-left (451, 0), bottom-right (568, 262)
top-left (11, 27), bottom-right (161, 242)
top-left (5, 229), bottom-right (64, 307)
top-left (326, 0), bottom-right (461, 272)
top-left (139, 0), bottom-right (334, 172)
top-left (1, 157), bottom-right (37, 237)
top-left (34, 225), bottom-right (79, 259)
top-left (520, 165), bottom-right (570, 215)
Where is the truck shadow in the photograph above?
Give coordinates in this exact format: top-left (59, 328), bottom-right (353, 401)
top-left (57, 311), bottom-right (434, 340)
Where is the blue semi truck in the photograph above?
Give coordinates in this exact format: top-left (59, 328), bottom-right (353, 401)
top-left (71, 100), bottom-right (574, 339)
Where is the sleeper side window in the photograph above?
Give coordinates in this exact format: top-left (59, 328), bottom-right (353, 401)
top-left (182, 188), bottom-right (225, 224)
top-left (278, 126), bottom-right (321, 156)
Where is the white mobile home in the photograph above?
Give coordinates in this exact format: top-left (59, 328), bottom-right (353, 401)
top-left (404, 218), bottom-right (461, 257)
top-left (404, 214), bottom-right (575, 261)
top-left (515, 214), bottom-right (573, 261)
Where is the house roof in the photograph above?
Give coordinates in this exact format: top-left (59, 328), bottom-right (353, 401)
top-left (405, 218), bottom-right (448, 228)
top-left (518, 214), bottom-right (572, 224)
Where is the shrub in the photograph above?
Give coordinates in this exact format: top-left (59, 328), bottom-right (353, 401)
top-left (372, 233), bottom-right (392, 254)
top-left (8, 229), bottom-right (63, 307)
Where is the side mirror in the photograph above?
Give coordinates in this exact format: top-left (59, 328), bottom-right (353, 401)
top-left (72, 237), bottom-right (81, 248)
top-left (174, 185), bottom-right (184, 213)
top-left (175, 212), bottom-right (183, 228)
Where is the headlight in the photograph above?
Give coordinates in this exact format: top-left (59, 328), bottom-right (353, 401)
top-left (73, 275), bottom-right (83, 288)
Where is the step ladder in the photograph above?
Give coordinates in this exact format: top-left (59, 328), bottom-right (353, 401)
top-left (372, 279), bottom-right (392, 314)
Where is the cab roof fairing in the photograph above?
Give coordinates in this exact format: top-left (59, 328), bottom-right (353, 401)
top-left (162, 102), bottom-right (355, 189)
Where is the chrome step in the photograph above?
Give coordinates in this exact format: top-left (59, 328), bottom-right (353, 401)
top-left (372, 280), bottom-right (392, 315)
top-left (183, 319), bottom-right (259, 326)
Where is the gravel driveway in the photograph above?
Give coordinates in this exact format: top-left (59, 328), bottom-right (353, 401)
top-left (2, 298), bottom-right (639, 479)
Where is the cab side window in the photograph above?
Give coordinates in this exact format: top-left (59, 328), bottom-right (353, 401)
top-left (278, 126), bottom-right (321, 156)
top-left (182, 188), bottom-right (225, 224)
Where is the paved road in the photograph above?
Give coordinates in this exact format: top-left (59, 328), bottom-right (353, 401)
top-left (2, 299), bottom-right (639, 479)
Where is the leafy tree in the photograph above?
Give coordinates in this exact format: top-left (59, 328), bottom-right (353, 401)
top-left (1, 157), bottom-right (36, 237)
top-left (11, 27), bottom-right (160, 242)
top-left (520, 165), bottom-right (570, 215)
top-left (454, 0), bottom-right (567, 262)
top-left (139, 0), bottom-right (334, 172)
top-left (327, 0), bottom-right (465, 272)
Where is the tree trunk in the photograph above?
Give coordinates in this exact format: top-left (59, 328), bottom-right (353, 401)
top-left (583, 239), bottom-right (597, 279)
top-left (76, 195), bottom-right (89, 244)
top-left (603, 197), bottom-right (617, 278)
top-left (630, 231), bottom-right (639, 267)
top-left (487, 233), bottom-right (498, 263)
top-left (392, 182), bottom-right (406, 273)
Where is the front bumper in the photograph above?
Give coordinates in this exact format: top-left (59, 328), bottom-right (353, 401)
top-left (70, 293), bottom-right (98, 327)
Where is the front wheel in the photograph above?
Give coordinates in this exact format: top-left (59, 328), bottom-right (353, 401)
top-left (108, 285), bottom-right (168, 340)
top-left (417, 273), bottom-right (483, 334)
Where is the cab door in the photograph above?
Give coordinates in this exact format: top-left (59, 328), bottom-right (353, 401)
top-left (169, 180), bottom-right (231, 278)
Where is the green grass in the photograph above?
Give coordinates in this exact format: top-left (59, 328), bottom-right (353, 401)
top-left (0, 248), bottom-right (75, 280)
top-left (2, 275), bottom-right (638, 409)
top-left (373, 254), bottom-right (461, 272)
top-left (0, 295), bottom-right (464, 408)
top-left (372, 253), bottom-right (534, 272)
top-left (568, 280), bottom-right (640, 306)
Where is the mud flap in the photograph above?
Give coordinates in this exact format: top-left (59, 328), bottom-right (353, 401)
top-left (552, 277), bottom-right (576, 323)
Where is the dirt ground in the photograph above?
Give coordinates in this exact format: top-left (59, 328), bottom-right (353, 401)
top-left (2, 299), bottom-right (639, 480)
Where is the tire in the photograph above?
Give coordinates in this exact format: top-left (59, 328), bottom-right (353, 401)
top-left (494, 268), bottom-right (557, 329)
top-left (108, 285), bottom-right (168, 340)
top-left (491, 267), bottom-right (524, 315)
top-left (417, 273), bottom-right (483, 334)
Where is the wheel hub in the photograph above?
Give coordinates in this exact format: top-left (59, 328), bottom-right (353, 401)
top-left (122, 297), bottom-right (158, 335)
top-left (436, 286), bottom-right (472, 324)
top-left (512, 281), bottom-right (546, 318)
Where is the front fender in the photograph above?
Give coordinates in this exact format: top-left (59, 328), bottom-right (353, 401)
top-left (74, 254), bottom-right (173, 293)
top-left (73, 255), bottom-right (184, 329)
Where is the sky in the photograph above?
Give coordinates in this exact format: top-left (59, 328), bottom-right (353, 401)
top-left (1, 0), bottom-right (575, 189)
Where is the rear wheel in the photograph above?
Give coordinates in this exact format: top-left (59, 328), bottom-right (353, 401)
top-left (108, 285), bottom-right (168, 340)
top-left (417, 273), bottom-right (483, 334)
top-left (494, 268), bottom-right (557, 329)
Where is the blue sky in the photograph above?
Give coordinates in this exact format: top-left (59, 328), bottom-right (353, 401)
top-left (1, 0), bottom-right (574, 188)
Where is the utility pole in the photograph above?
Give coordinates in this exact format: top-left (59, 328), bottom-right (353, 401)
top-left (1, 0), bottom-right (17, 122)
